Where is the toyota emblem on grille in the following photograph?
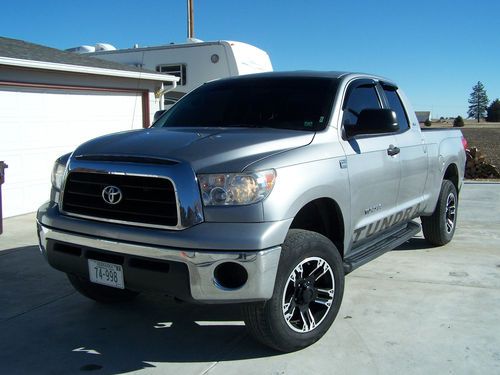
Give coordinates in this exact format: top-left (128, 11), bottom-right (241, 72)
top-left (102, 185), bottom-right (123, 205)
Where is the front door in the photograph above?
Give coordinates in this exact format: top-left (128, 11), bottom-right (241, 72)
top-left (339, 80), bottom-right (401, 249)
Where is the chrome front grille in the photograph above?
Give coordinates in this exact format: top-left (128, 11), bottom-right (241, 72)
top-left (62, 172), bottom-right (178, 227)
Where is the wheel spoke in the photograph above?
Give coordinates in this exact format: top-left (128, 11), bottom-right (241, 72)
top-left (307, 308), bottom-right (317, 329)
top-left (299, 311), bottom-right (309, 331)
top-left (299, 309), bottom-right (317, 332)
top-left (297, 263), bottom-right (304, 280)
top-left (284, 306), bottom-right (295, 322)
top-left (307, 259), bottom-right (325, 278)
top-left (283, 295), bottom-right (292, 312)
top-left (316, 287), bottom-right (334, 297)
top-left (283, 294), bottom-right (296, 323)
top-left (447, 218), bottom-right (454, 232)
top-left (314, 297), bottom-right (332, 307)
top-left (289, 263), bottom-right (304, 285)
top-left (308, 259), bottom-right (331, 282)
top-left (314, 268), bottom-right (329, 282)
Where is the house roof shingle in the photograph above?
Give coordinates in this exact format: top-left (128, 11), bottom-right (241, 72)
top-left (0, 36), bottom-right (155, 74)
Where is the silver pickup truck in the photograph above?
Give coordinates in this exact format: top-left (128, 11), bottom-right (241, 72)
top-left (37, 72), bottom-right (466, 352)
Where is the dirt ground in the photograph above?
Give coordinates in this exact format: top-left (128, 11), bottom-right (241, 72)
top-left (461, 127), bottom-right (500, 167)
top-left (424, 122), bottom-right (500, 168)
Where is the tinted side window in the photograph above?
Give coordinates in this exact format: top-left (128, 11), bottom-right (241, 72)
top-left (342, 85), bottom-right (381, 127)
top-left (384, 88), bottom-right (410, 130)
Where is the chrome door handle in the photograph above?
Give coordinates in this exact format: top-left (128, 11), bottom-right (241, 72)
top-left (387, 145), bottom-right (400, 156)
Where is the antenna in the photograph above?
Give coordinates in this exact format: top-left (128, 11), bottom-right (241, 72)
top-left (187, 0), bottom-right (194, 39)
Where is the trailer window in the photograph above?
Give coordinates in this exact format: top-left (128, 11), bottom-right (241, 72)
top-left (156, 64), bottom-right (187, 86)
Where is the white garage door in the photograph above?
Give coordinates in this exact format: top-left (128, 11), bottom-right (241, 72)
top-left (0, 86), bottom-right (144, 218)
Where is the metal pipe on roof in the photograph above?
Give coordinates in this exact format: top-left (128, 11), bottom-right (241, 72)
top-left (187, 0), bottom-right (194, 39)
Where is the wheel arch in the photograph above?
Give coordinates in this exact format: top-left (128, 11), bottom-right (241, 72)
top-left (289, 198), bottom-right (345, 258)
top-left (443, 163), bottom-right (459, 194)
top-left (421, 162), bottom-right (460, 217)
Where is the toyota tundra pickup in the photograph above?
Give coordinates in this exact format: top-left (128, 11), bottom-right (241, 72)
top-left (37, 72), bottom-right (466, 352)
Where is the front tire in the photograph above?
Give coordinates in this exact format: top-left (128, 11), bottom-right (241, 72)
top-left (67, 274), bottom-right (140, 303)
top-left (242, 229), bottom-right (344, 352)
top-left (421, 179), bottom-right (458, 246)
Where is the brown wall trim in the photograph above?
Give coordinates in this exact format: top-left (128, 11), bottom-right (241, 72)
top-left (0, 80), bottom-right (151, 126)
top-left (142, 91), bottom-right (150, 128)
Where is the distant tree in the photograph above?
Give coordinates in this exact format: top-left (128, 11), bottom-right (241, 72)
top-left (486, 99), bottom-right (500, 122)
top-left (467, 81), bottom-right (489, 122)
top-left (424, 119), bottom-right (432, 127)
top-left (453, 116), bottom-right (465, 127)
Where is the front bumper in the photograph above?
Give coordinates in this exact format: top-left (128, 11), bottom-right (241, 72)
top-left (37, 221), bottom-right (282, 303)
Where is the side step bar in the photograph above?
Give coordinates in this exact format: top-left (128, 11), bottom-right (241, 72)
top-left (343, 221), bottom-right (421, 274)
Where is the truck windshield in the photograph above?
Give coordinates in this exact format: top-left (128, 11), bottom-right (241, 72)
top-left (153, 77), bottom-right (338, 131)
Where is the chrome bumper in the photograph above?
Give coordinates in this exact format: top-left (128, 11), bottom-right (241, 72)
top-left (37, 223), bottom-right (281, 303)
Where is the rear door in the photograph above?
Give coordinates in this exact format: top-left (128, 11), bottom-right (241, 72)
top-left (339, 80), bottom-right (400, 248)
top-left (381, 84), bottom-right (428, 211)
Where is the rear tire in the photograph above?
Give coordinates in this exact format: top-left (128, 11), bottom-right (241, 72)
top-left (421, 179), bottom-right (458, 246)
top-left (242, 229), bottom-right (344, 352)
top-left (67, 274), bottom-right (139, 303)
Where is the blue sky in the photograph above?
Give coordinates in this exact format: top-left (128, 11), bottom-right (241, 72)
top-left (1, 0), bottom-right (499, 118)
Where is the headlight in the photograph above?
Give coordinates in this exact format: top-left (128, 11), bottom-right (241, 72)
top-left (198, 170), bottom-right (276, 206)
top-left (51, 161), bottom-right (66, 191)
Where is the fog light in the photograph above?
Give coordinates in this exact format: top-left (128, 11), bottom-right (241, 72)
top-left (213, 262), bottom-right (248, 290)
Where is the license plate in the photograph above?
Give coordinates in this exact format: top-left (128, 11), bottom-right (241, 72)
top-left (88, 259), bottom-right (124, 289)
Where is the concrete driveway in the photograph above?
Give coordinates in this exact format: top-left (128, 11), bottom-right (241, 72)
top-left (1, 182), bottom-right (499, 374)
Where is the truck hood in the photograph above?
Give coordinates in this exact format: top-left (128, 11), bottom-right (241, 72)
top-left (73, 127), bottom-right (314, 172)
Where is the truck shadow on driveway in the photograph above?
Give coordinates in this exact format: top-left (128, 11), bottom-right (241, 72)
top-left (0, 246), bottom-right (278, 375)
top-left (393, 237), bottom-right (434, 252)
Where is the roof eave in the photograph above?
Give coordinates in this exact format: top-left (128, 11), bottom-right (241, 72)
top-left (0, 56), bottom-right (179, 83)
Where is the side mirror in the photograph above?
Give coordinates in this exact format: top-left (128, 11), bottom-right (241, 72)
top-left (153, 110), bottom-right (167, 122)
top-left (347, 109), bottom-right (399, 137)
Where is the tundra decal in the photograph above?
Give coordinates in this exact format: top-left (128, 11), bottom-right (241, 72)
top-left (353, 204), bottom-right (422, 243)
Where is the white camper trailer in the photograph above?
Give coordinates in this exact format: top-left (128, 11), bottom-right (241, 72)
top-left (77, 40), bottom-right (273, 107)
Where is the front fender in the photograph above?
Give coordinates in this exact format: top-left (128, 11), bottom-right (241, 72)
top-left (262, 158), bottom-right (350, 239)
